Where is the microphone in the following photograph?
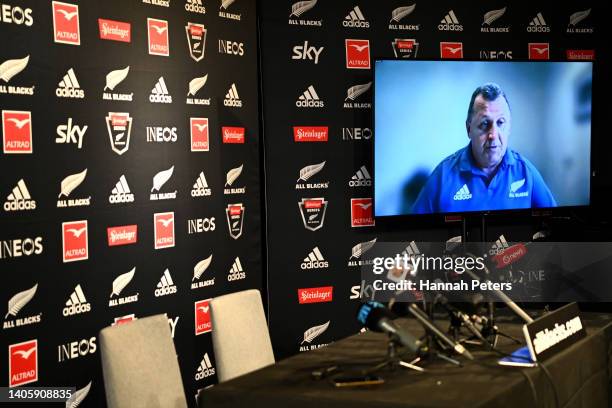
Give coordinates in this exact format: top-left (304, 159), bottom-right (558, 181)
top-left (357, 301), bottom-right (421, 353)
top-left (404, 303), bottom-right (474, 360)
top-left (463, 254), bottom-right (534, 324)
top-left (435, 293), bottom-right (489, 345)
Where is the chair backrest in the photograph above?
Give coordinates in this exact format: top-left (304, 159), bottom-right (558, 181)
top-left (211, 289), bottom-right (275, 382)
top-left (99, 314), bottom-right (187, 408)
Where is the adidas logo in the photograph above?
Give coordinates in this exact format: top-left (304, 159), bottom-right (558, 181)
top-left (296, 85), bottom-right (324, 108)
top-left (489, 235), bottom-right (509, 255)
top-left (63, 284), bottom-right (91, 316)
top-left (343, 5), bottom-right (369, 28)
top-left (56, 68), bottom-right (85, 98)
top-left (228, 256), bottom-right (246, 281)
top-left (349, 165), bottom-right (372, 187)
top-left (301, 246), bottom-right (329, 269)
top-left (438, 10), bottom-right (463, 31)
top-left (149, 76), bottom-right (172, 104)
top-left (4, 179), bottom-right (36, 211)
top-left (509, 178), bottom-right (528, 198)
top-left (154, 269), bottom-right (177, 297)
top-left (109, 175), bottom-right (135, 204)
top-left (223, 83), bottom-right (242, 107)
top-left (453, 184), bottom-right (472, 201)
top-left (527, 12), bottom-right (550, 32)
top-left (195, 353), bottom-right (215, 380)
top-left (185, 0), bottom-right (206, 14)
top-left (191, 171), bottom-right (212, 197)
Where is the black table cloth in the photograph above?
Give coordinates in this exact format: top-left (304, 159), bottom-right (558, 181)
top-left (199, 312), bottom-right (612, 408)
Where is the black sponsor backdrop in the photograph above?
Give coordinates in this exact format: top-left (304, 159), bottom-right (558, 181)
top-left (1, 0), bottom-right (262, 406)
top-left (258, 0), bottom-right (607, 360)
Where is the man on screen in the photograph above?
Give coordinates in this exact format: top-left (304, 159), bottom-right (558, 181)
top-left (412, 83), bottom-right (556, 214)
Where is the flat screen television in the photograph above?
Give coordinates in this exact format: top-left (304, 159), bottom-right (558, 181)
top-left (374, 60), bottom-right (593, 217)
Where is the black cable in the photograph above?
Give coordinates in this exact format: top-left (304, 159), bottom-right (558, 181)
top-left (519, 370), bottom-right (539, 407)
top-left (539, 362), bottom-right (560, 408)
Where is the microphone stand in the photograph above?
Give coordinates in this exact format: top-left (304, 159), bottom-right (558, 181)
top-left (367, 335), bottom-right (425, 374)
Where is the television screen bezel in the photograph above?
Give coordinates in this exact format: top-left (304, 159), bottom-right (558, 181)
top-left (372, 58), bottom-right (595, 220)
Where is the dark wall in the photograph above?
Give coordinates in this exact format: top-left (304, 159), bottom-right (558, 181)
top-left (1, 0), bottom-right (262, 405)
top-left (258, 0), bottom-right (606, 360)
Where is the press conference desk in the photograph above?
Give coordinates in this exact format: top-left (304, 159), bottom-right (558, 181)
top-left (199, 313), bottom-right (612, 408)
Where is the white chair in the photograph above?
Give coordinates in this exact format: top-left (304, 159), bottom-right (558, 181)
top-left (210, 289), bottom-right (275, 382)
top-left (99, 314), bottom-right (187, 408)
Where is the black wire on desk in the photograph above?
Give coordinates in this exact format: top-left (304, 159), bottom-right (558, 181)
top-left (538, 362), bottom-right (560, 408)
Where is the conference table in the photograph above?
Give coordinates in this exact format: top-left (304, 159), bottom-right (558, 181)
top-left (199, 312), bottom-right (612, 408)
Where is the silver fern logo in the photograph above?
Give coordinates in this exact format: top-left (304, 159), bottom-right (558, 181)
top-left (66, 381), bottom-right (92, 408)
top-left (482, 7), bottom-right (506, 25)
top-left (187, 74), bottom-right (210, 105)
top-left (219, 0), bottom-right (241, 20)
top-left (390, 5), bottom-right (415, 22)
top-left (569, 8), bottom-right (590, 26)
top-left (109, 267), bottom-right (139, 307)
top-left (289, 0), bottom-right (322, 26)
top-left (150, 166), bottom-right (177, 200)
top-left (0, 55), bottom-right (34, 96)
top-left (0, 55), bottom-right (29, 82)
top-left (567, 9), bottom-right (593, 33)
top-left (481, 7), bottom-right (510, 32)
top-left (191, 255), bottom-right (215, 289)
top-left (3, 284), bottom-right (41, 330)
top-left (389, 4), bottom-right (419, 30)
top-left (344, 81), bottom-right (372, 109)
top-left (300, 321), bottom-right (330, 351)
top-left (348, 238), bottom-right (377, 268)
top-left (224, 164), bottom-right (246, 195)
top-left (57, 169), bottom-right (91, 208)
top-left (103, 66), bottom-right (133, 101)
top-left (296, 162), bottom-right (329, 190)
top-left (5, 284), bottom-right (37, 319)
